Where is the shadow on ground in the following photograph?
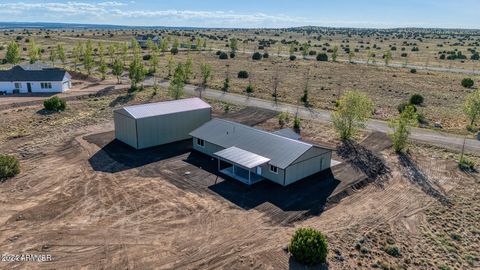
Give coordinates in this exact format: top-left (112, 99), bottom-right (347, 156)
top-left (86, 132), bottom-right (192, 173)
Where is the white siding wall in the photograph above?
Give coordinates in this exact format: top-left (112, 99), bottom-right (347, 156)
top-left (114, 112), bottom-right (138, 149)
top-left (284, 151), bottom-right (332, 185)
top-left (0, 81), bottom-right (67, 94)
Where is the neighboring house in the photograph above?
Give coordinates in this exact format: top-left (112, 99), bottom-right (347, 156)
top-left (114, 98), bottom-right (211, 149)
top-left (0, 62), bottom-right (72, 94)
top-left (190, 118), bottom-right (333, 186)
top-left (135, 34), bottom-right (161, 48)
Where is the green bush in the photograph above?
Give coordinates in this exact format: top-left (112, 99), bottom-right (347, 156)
top-left (245, 83), bottom-right (254, 94)
top-left (289, 55), bottom-right (296, 61)
top-left (263, 52), bottom-right (269, 58)
top-left (229, 52), bottom-right (235, 58)
top-left (459, 157), bottom-right (475, 171)
top-left (409, 94), bottom-right (424, 105)
top-left (170, 47), bottom-right (178, 55)
top-left (385, 245), bottom-right (401, 257)
top-left (0, 154), bottom-right (20, 181)
top-left (237, 70), bottom-right (249, 79)
top-left (219, 52), bottom-right (228, 60)
top-left (397, 102), bottom-right (417, 113)
top-left (142, 54), bottom-right (151, 61)
top-left (43, 96), bottom-right (67, 112)
top-left (410, 68), bottom-right (417, 73)
top-left (294, 115), bottom-right (301, 130)
top-left (316, 53), bottom-right (328, 61)
top-left (461, 78), bottom-right (474, 88)
top-left (252, 52), bottom-right (262, 60)
top-left (288, 228), bottom-right (328, 265)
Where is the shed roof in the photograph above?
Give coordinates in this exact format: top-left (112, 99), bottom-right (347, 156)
top-left (116, 98), bottom-right (211, 119)
top-left (0, 62), bottom-right (69, 82)
top-left (273, 128), bottom-right (302, 140)
top-left (214, 147), bottom-right (270, 169)
top-left (190, 118), bottom-right (331, 169)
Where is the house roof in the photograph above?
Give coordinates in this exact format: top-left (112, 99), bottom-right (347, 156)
top-left (214, 147), bottom-right (270, 169)
top-left (0, 62), bottom-right (69, 82)
top-left (115, 98), bottom-right (211, 119)
top-left (273, 128), bottom-right (302, 140)
top-left (190, 118), bottom-right (331, 169)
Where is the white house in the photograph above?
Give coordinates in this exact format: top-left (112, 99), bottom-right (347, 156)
top-left (0, 62), bottom-right (72, 94)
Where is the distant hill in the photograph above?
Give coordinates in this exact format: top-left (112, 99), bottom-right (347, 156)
top-left (0, 22), bottom-right (212, 30)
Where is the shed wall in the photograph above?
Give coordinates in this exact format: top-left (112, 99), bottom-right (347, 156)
top-left (284, 151), bottom-right (332, 185)
top-left (136, 108), bottom-right (210, 149)
top-left (114, 112), bottom-right (138, 148)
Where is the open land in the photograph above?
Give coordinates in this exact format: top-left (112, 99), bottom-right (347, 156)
top-left (0, 85), bottom-right (478, 269)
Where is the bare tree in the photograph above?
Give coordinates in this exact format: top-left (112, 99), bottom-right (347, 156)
top-left (272, 69), bottom-right (280, 104)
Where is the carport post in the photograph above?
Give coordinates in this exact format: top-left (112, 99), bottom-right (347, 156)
top-left (248, 170), bottom-right (251, 185)
top-left (217, 159), bottom-right (220, 172)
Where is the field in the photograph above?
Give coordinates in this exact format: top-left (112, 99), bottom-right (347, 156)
top-left (0, 27), bottom-right (479, 133)
top-left (0, 86), bottom-right (478, 269)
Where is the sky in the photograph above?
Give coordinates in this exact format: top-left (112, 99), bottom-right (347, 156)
top-left (0, 0), bottom-right (479, 29)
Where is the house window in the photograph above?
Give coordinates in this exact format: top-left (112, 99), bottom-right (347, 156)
top-left (41, 83), bottom-right (52, 89)
top-left (269, 165), bottom-right (278, 174)
top-left (14, 83), bottom-right (21, 89)
top-left (196, 138), bottom-right (205, 147)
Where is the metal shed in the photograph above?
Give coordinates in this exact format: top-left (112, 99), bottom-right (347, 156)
top-left (114, 98), bottom-right (211, 149)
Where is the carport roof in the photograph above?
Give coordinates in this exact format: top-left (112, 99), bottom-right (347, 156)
top-left (214, 147), bottom-right (270, 169)
top-left (116, 98), bottom-right (211, 119)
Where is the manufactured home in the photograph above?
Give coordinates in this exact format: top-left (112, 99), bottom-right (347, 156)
top-left (190, 118), bottom-right (333, 186)
top-left (114, 98), bottom-right (211, 149)
top-left (0, 62), bottom-right (71, 94)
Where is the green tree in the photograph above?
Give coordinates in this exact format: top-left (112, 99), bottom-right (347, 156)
top-left (160, 39), bottom-right (168, 55)
top-left (98, 55), bottom-right (107, 80)
top-left (128, 54), bottom-right (145, 89)
top-left (332, 91), bottom-right (374, 139)
top-left (463, 89), bottom-right (480, 128)
top-left (107, 43), bottom-right (116, 64)
top-left (183, 56), bottom-right (193, 82)
top-left (112, 57), bottom-right (124, 84)
top-left (169, 64), bottom-right (185, 99)
top-left (288, 228), bottom-right (328, 265)
top-left (301, 43), bottom-right (310, 59)
top-left (167, 54), bottom-right (175, 77)
top-left (332, 46), bottom-right (338, 62)
top-left (384, 50), bottom-right (392, 66)
top-left (389, 105), bottom-right (418, 152)
top-left (48, 49), bottom-right (56, 66)
top-left (83, 40), bottom-right (94, 75)
top-left (28, 38), bottom-right (41, 63)
top-left (230, 38), bottom-right (238, 54)
top-left (56, 44), bottom-right (66, 67)
top-left (200, 62), bottom-right (212, 88)
top-left (72, 43), bottom-right (82, 72)
top-left (97, 41), bottom-right (105, 57)
top-left (348, 51), bottom-right (355, 63)
top-left (195, 38), bottom-right (202, 51)
top-left (6, 40), bottom-right (20, 64)
top-left (121, 42), bottom-right (129, 66)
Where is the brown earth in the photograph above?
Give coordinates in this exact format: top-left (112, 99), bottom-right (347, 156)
top-left (0, 88), bottom-right (478, 269)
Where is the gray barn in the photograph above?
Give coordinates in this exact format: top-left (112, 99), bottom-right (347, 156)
top-left (190, 118), bottom-right (333, 186)
top-left (114, 98), bottom-right (211, 149)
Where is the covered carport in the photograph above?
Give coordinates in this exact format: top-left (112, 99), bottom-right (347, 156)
top-left (213, 147), bottom-right (269, 185)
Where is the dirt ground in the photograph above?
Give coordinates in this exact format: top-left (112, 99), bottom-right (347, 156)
top-left (0, 88), bottom-right (478, 269)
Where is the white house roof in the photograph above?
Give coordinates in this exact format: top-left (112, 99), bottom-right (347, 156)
top-left (214, 146), bottom-right (271, 169)
top-left (115, 98), bottom-right (211, 119)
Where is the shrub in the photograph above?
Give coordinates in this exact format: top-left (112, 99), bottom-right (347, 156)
top-left (316, 53), bottom-right (328, 61)
top-left (461, 78), bottom-right (474, 88)
top-left (170, 47), bottom-right (178, 55)
top-left (252, 52), bottom-right (262, 60)
top-left (288, 228), bottom-right (328, 265)
top-left (278, 111), bottom-right (290, 127)
top-left (219, 52), bottom-right (228, 60)
top-left (289, 55), bottom-right (296, 61)
top-left (309, 50), bottom-right (317, 56)
top-left (0, 154), bottom-right (20, 181)
top-left (409, 94), bottom-right (424, 105)
top-left (245, 83), bottom-right (254, 94)
top-left (237, 70), bottom-right (249, 79)
top-left (384, 245), bottom-right (401, 257)
top-left (263, 52), bottom-right (269, 58)
top-left (215, 50), bottom-right (221, 55)
top-left (459, 157), bottom-right (475, 171)
top-left (401, 53), bottom-right (408, 57)
top-left (410, 68), bottom-right (417, 73)
top-left (397, 102), bottom-right (417, 113)
top-left (294, 116), bottom-right (301, 130)
top-left (142, 54), bottom-right (151, 61)
top-left (229, 52), bottom-right (235, 58)
top-left (43, 96), bottom-right (67, 112)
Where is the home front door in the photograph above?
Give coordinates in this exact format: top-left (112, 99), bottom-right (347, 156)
top-left (27, 83), bottom-right (32, 93)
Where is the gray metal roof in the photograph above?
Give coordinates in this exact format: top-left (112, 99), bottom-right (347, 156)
top-left (214, 146), bottom-right (270, 169)
top-left (190, 118), bottom-right (329, 169)
top-left (116, 98), bottom-right (211, 119)
top-left (273, 128), bottom-right (301, 140)
top-left (0, 63), bottom-right (69, 82)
